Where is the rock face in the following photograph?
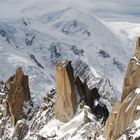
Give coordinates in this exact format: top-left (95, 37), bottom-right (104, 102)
top-left (55, 60), bottom-right (77, 122)
top-left (84, 83), bottom-right (100, 109)
top-left (118, 106), bottom-right (140, 140)
top-left (55, 60), bottom-right (109, 123)
top-left (73, 58), bottom-right (117, 108)
top-left (6, 67), bottom-right (31, 126)
top-left (74, 75), bottom-right (84, 98)
top-left (78, 80), bottom-right (108, 123)
top-left (103, 37), bottom-right (140, 140)
top-left (104, 89), bottom-right (140, 140)
top-left (121, 37), bottom-right (140, 101)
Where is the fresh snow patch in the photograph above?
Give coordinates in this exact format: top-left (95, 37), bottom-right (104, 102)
top-left (38, 111), bottom-right (86, 139)
top-left (134, 118), bottom-right (140, 128)
top-left (39, 119), bottom-right (61, 138)
top-left (137, 105), bottom-right (140, 111)
top-left (0, 92), bottom-right (5, 95)
top-left (135, 88), bottom-right (140, 94)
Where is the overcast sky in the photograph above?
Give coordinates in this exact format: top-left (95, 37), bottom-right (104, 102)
top-left (68, 0), bottom-right (140, 22)
top-left (90, 0), bottom-right (140, 22)
top-left (0, 0), bottom-right (140, 22)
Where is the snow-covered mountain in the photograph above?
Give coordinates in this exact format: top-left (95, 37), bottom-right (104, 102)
top-left (0, 1), bottom-right (140, 140)
top-left (0, 7), bottom-right (132, 105)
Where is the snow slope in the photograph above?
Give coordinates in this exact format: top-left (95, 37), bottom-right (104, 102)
top-left (0, 7), bottom-right (132, 105)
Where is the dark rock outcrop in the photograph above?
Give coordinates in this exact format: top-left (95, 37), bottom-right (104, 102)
top-left (84, 85), bottom-right (109, 123)
top-left (74, 75), bottom-right (85, 99)
top-left (84, 83), bottom-right (100, 110)
top-left (61, 20), bottom-right (91, 39)
top-left (30, 54), bottom-right (44, 69)
top-left (99, 49), bottom-right (110, 58)
top-left (25, 33), bottom-right (35, 46)
top-left (12, 119), bottom-right (29, 140)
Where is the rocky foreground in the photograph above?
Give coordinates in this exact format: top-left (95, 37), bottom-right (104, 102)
top-left (0, 39), bottom-right (140, 140)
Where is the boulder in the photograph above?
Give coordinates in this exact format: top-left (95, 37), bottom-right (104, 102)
top-left (6, 67), bottom-right (31, 126)
top-left (55, 60), bottom-right (77, 122)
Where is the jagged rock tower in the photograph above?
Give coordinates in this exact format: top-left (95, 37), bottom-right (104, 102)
top-left (6, 67), bottom-right (31, 126)
top-left (121, 37), bottom-right (140, 101)
top-left (55, 60), bottom-right (77, 122)
top-left (103, 37), bottom-right (140, 140)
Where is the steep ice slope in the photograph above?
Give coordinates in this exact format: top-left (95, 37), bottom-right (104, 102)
top-left (0, 8), bottom-right (131, 104)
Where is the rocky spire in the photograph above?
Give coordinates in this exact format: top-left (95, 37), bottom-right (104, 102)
top-left (55, 60), bottom-right (77, 122)
top-left (103, 37), bottom-right (140, 140)
top-left (6, 67), bottom-right (31, 126)
top-left (121, 37), bottom-right (140, 102)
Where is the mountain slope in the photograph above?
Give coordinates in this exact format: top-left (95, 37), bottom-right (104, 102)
top-left (0, 7), bottom-right (131, 105)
